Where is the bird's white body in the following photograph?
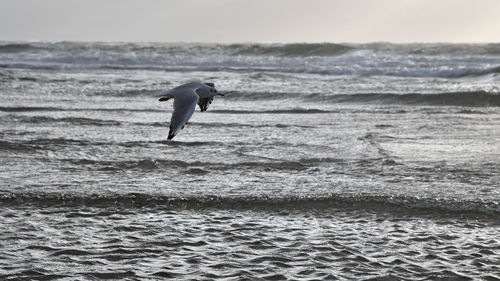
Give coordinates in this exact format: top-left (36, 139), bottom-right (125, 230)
top-left (154, 82), bottom-right (222, 140)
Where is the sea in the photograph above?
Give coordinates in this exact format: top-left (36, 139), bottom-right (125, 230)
top-left (0, 42), bottom-right (499, 280)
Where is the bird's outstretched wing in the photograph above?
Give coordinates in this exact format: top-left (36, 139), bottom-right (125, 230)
top-left (154, 89), bottom-right (174, 101)
top-left (167, 88), bottom-right (199, 140)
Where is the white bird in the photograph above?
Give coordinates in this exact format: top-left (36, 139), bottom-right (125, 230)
top-left (154, 82), bottom-right (223, 140)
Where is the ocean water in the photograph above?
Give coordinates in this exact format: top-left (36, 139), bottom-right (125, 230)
top-left (0, 42), bottom-right (499, 280)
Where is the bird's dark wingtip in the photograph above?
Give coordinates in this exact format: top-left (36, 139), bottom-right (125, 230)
top-left (168, 127), bottom-right (175, 140)
top-left (159, 97), bottom-right (171, 102)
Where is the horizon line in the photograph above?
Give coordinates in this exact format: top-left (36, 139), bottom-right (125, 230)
top-left (1, 40), bottom-right (500, 45)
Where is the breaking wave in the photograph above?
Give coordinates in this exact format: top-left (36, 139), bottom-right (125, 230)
top-left (3, 42), bottom-right (499, 78)
top-left (1, 192), bottom-right (498, 217)
top-left (0, 42), bottom-right (353, 57)
top-left (454, 64), bottom-right (500, 77)
top-left (3, 42), bottom-right (500, 57)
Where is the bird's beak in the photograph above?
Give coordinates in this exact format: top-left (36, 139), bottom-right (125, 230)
top-left (218, 93), bottom-right (225, 96)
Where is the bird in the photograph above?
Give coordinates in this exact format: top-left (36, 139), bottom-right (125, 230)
top-left (154, 82), bottom-right (223, 140)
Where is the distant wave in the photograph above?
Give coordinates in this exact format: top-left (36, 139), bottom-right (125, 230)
top-left (3, 42), bottom-right (500, 57)
top-left (0, 106), bottom-right (63, 112)
top-left (2, 42), bottom-right (500, 80)
top-left (0, 105), bottom-right (332, 114)
top-left (446, 65), bottom-right (500, 78)
top-left (0, 105), bottom-right (242, 114)
top-left (210, 108), bottom-right (331, 114)
top-left (403, 42), bottom-right (500, 56)
top-left (228, 43), bottom-right (353, 57)
top-left (0, 140), bottom-right (42, 152)
top-left (0, 106), bottom-right (162, 113)
top-left (5, 115), bottom-right (123, 126)
top-left (0, 139), bottom-right (106, 152)
top-left (1, 192), bottom-right (498, 217)
top-left (6, 60), bottom-right (499, 79)
top-left (0, 43), bottom-right (43, 53)
top-left (0, 42), bottom-right (353, 57)
top-left (225, 91), bottom-right (500, 107)
top-left (326, 91), bottom-right (500, 107)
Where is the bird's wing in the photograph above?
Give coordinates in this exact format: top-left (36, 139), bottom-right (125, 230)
top-left (154, 89), bottom-right (174, 102)
top-left (168, 88), bottom-right (200, 140)
top-left (154, 89), bottom-right (172, 97)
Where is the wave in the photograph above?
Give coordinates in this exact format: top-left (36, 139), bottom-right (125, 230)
top-left (210, 108), bottom-right (331, 114)
top-left (8, 59), bottom-right (499, 79)
top-left (5, 115), bottom-right (123, 126)
top-left (446, 65), bottom-right (500, 78)
top-left (403, 42), bottom-right (500, 56)
top-left (0, 140), bottom-right (44, 152)
top-left (0, 43), bottom-right (43, 53)
top-left (4, 41), bottom-right (499, 57)
top-left (0, 106), bottom-right (162, 113)
top-left (225, 91), bottom-right (500, 107)
top-left (0, 138), bottom-right (238, 154)
top-left (0, 138), bottom-right (105, 152)
top-left (0, 106), bottom-right (63, 112)
top-left (3, 114), bottom-right (314, 130)
top-left (1, 92), bottom-right (497, 124)
top-left (0, 93), bottom-right (497, 120)
top-left (328, 91), bottom-right (500, 107)
top-left (2, 42), bottom-right (500, 79)
top-left (189, 122), bottom-right (313, 129)
top-left (228, 43), bottom-right (353, 57)
top-left (0, 105), bottom-right (333, 115)
top-left (0, 137), bottom-right (332, 169)
top-left (1, 192), bottom-right (498, 217)
top-left (60, 157), bottom-right (315, 172)
top-left (0, 42), bottom-right (353, 57)
top-left (483, 43), bottom-right (500, 56)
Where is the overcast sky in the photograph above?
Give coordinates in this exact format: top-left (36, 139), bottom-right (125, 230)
top-left (1, 0), bottom-right (499, 43)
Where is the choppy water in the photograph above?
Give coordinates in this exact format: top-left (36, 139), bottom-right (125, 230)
top-left (1, 42), bottom-right (499, 280)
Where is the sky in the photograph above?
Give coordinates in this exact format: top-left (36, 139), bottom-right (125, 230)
top-left (1, 0), bottom-right (500, 43)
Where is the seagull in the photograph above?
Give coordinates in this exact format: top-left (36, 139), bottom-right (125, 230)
top-left (154, 82), bottom-right (223, 140)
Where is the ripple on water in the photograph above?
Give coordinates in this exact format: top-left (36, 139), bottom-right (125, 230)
top-left (1, 207), bottom-right (500, 280)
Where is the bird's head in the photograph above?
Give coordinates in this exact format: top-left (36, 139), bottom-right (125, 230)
top-left (204, 82), bottom-right (224, 96)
